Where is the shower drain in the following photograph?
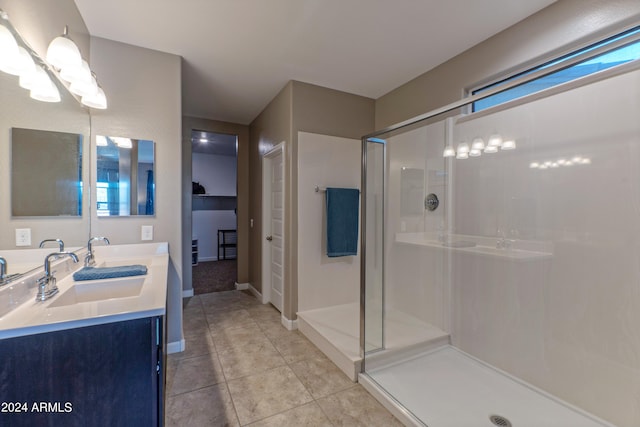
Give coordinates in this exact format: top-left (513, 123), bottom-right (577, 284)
top-left (489, 414), bottom-right (512, 427)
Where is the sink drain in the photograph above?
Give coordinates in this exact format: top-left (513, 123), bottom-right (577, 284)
top-left (489, 415), bottom-right (512, 427)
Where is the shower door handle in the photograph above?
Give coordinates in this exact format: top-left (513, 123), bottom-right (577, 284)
top-left (266, 235), bottom-right (273, 241)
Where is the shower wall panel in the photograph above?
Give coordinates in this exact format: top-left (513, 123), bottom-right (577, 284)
top-left (451, 69), bottom-right (640, 427)
top-left (297, 131), bottom-right (361, 312)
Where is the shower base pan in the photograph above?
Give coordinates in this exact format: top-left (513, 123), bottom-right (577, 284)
top-left (298, 303), bottom-right (449, 381)
top-left (360, 345), bottom-right (614, 427)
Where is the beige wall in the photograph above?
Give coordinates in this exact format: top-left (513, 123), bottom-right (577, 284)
top-left (89, 37), bottom-right (183, 347)
top-left (375, 0), bottom-right (640, 129)
top-left (249, 81), bottom-right (374, 320)
top-left (182, 116), bottom-right (250, 292)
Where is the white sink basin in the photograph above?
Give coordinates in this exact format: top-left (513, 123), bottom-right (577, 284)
top-left (48, 276), bottom-right (145, 308)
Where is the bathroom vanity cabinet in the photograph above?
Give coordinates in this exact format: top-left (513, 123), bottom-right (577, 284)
top-left (0, 316), bottom-right (165, 427)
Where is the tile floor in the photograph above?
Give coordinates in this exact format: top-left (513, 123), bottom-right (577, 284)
top-left (165, 290), bottom-right (403, 426)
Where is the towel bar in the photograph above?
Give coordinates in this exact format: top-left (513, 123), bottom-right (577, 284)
top-left (315, 185), bottom-right (360, 193)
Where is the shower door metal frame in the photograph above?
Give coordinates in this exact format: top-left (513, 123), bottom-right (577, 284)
top-left (360, 137), bottom-right (387, 366)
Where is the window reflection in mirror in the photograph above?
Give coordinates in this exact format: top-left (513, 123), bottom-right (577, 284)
top-left (96, 136), bottom-right (155, 217)
top-left (11, 128), bottom-right (83, 217)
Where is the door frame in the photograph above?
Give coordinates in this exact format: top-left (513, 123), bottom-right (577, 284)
top-left (261, 142), bottom-right (286, 307)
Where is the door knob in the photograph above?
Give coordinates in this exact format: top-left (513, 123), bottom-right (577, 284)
top-left (266, 235), bottom-right (273, 241)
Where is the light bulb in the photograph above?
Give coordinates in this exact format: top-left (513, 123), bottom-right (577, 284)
top-left (457, 142), bottom-right (469, 154)
top-left (501, 140), bottom-right (516, 150)
top-left (1, 46), bottom-right (33, 76)
top-left (469, 149), bottom-right (482, 157)
top-left (60, 59), bottom-right (92, 84)
top-left (46, 27), bottom-right (82, 69)
top-left (81, 86), bottom-right (107, 109)
top-left (456, 152), bottom-right (469, 160)
top-left (484, 145), bottom-right (498, 154)
top-left (112, 137), bottom-right (132, 148)
top-left (0, 23), bottom-right (18, 57)
top-left (488, 134), bottom-right (503, 147)
top-left (529, 162), bottom-right (540, 169)
top-left (70, 75), bottom-right (98, 97)
top-left (96, 135), bottom-right (109, 146)
top-left (471, 137), bottom-right (485, 150)
top-left (30, 67), bottom-right (61, 102)
top-left (443, 145), bottom-right (455, 157)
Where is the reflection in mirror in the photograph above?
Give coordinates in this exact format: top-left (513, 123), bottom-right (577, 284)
top-left (11, 128), bottom-right (83, 217)
top-left (96, 136), bottom-right (155, 216)
top-left (401, 168), bottom-right (424, 215)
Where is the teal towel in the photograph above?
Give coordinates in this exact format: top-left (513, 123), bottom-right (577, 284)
top-left (73, 265), bottom-right (148, 281)
top-left (326, 187), bottom-right (360, 257)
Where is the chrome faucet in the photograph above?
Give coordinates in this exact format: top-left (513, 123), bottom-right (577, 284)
top-left (496, 228), bottom-right (514, 249)
top-left (39, 238), bottom-right (65, 252)
top-left (84, 237), bottom-right (110, 267)
top-left (496, 237), bottom-right (513, 249)
top-left (36, 251), bottom-right (79, 301)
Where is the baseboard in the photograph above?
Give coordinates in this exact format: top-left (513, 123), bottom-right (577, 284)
top-left (248, 284), bottom-right (262, 300)
top-left (182, 288), bottom-right (194, 298)
top-left (281, 314), bottom-right (298, 331)
top-left (167, 338), bottom-right (185, 354)
top-left (235, 282), bottom-right (249, 290)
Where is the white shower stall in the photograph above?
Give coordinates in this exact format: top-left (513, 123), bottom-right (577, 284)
top-left (359, 40), bottom-right (640, 427)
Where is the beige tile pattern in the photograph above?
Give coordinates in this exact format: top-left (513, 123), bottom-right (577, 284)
top-left (166, 290), bottom-right (402, 426)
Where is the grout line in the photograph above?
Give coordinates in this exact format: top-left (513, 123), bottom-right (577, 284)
top-left (182, 290), bottom-right (352, 426)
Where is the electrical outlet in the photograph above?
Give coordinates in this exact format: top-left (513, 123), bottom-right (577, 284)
top-left (15, 228), bottom-right (31, 246)
top-left (141, 225), bottom-right (153, 241)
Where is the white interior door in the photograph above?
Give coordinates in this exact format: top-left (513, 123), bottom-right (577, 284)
top-left (269, 151), bottom-right (284, 311)
top-left (262, 143), bottom-right (285, 312)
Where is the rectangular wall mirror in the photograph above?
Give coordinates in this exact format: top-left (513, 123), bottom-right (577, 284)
top-left (96, 136), bottom-right (155, 217)
top-left (11, 128), bottom-right (83, 217)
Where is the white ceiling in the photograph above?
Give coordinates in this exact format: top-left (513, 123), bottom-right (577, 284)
top-left (74, 0), bottom-right (556, 125)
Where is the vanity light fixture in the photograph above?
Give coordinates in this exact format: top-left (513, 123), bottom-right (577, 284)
top-left (531, 156), bottom-right (591, 171)
top-left (60, 59), bottom-right (92, 85)
top-left (29, 67), bottom-right (61, 103)
top-left (112, 137), bottom-right (132, 148)
top-left (0, 22), bottom-right (18, 66)
top-left (487, 134), bottom-right (503, 147)
top-left (484, 145), bottom-right (498, 154)
top-left (1, 46), bottom-right (34, 76)
top-left (501, 139), bottom-right (516, 150)
top-left (471, 137), bottom-right (485, 150)
top-left (457, 142), bottom-right (470, 154)
top-left (443, 145), bottom-right (456, 157)
top-left (70, 74), bottom-right (98, 98)
top-left (46, 25), bottom-right (108, 109)
top-left (46, 26), bottom-right (82, 70)
top-left (81, 84), bottom-right (107, 109)
top-left (444, 133), bottom-right (515, 159)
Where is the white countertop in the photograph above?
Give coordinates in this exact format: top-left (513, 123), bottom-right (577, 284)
top-left (0, 242), bottom-right (169, 340)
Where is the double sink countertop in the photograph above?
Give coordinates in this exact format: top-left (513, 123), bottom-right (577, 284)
top-left (0, 242), bottom-right (169, 340)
